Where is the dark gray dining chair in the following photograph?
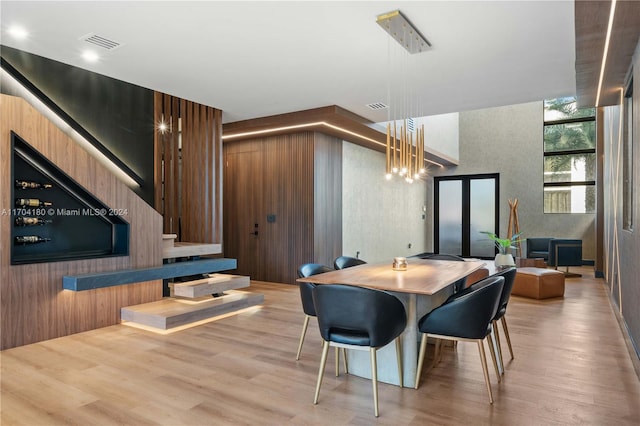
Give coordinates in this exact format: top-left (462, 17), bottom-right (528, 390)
top-left (414, 275), bottom-right (504, 404)
top-left (333, 256), bottom-right (367, 270)
top-left (490, 267), bottom-right (517, 371)
top-left (312, 284), bottom-right (407, 417)
top-left (296, 263), bottom-right (334, 360)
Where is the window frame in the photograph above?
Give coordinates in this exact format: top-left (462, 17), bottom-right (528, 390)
top-left (622, 76), bottom-right (634, 231)
top-left (543, 98), bottom-right (597, 214)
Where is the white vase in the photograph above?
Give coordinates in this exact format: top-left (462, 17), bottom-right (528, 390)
top-left (494, 253), bottom-right (515, 268)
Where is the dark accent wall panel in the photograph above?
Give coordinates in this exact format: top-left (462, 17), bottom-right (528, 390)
top-left (1, 46), bottom-right (155, 204)
top-left (223, 131), bottom-right (341, 284)
top-left (154, 92), bottom-right (223, 244)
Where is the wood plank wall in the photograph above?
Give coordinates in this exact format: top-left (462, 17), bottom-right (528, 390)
top-left (0, 94), bottom-right (163, 350)
top-left (223, 131), bottom-right (342, 284)
top-left (313, 133), bottom-right (343, 265)
top-left (153, 92), bottom-right (223, 244)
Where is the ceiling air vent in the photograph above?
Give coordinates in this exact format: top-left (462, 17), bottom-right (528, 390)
top-left (80, 33), bottom-right (122, 51)
top-left (366, 102), bottom-right (389, 110)
top-left (407, 118), bottom-right (415, 133)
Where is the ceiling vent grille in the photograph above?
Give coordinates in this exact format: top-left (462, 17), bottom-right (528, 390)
top-left (366, 102), bottom-right (389, 110)
top-left (407, 118), bottom-right (415, 133)
top-left (81, 33), bottom-right (122, 51)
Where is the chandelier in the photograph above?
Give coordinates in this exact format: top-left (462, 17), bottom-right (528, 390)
top-left (377, 10), bottom-right (430, 183)
top-left (385, 120), bottom-right (425, 183)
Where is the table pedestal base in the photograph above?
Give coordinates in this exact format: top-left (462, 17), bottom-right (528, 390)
top-left (345, 288), bottom-right (454, 388)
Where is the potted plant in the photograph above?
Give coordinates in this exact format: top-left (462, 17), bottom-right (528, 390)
top-left (480, 231), bottom-right (522, 268)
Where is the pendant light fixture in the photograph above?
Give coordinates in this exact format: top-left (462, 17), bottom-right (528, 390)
top-left (377, 10), bottom-right (431, 183)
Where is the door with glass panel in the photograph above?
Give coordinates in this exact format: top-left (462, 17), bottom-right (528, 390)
top-left (434, 174), bottom-right (499, 258)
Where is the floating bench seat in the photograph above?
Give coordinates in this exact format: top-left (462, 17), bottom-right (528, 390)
top-left (121, 290), bottom-right (264, 329)
top-left (171, 274), bottom-right (250, 298)
top-left (62, 258), bottom-right (237, 291)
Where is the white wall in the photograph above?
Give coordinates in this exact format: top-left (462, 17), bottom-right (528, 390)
top-left (342, 141), bottom-right (428, 262)
top-left (414, 112), bottom-right (459, 160)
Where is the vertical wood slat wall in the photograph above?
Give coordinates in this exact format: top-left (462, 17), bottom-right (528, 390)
top-left (154, 92), bottom-right (223, 244)
top-left (0, 95), bottom-right (163, 350)
top-left (223, 131), bottom-right (342, 284)
top-left (313, 133), bottom-right (343, 265)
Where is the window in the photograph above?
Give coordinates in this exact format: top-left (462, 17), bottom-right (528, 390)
top-left (623, 77), bottom-right (634, 231)
top-left (543, 97), bottom-right (596, 213)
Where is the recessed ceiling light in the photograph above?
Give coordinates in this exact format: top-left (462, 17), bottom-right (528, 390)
top-left (81, 50), bottom-right (99, 62)
top-left (8, 25), bottom-right (28, 40)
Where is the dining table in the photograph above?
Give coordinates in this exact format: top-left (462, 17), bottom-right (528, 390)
top-left (296, 257), bottom-right (487, 388)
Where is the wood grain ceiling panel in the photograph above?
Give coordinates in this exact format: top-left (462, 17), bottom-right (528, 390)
top-left (575, 0), bottom-right (640, 108)
top-left (222, 105), bottom-right (457, 167)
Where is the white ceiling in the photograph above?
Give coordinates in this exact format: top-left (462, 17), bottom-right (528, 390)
top-left (0, 1), bottom-right (577, 124)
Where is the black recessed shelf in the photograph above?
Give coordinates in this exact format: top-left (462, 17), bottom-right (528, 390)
top-left (10, 131), bottom-right (129, 265)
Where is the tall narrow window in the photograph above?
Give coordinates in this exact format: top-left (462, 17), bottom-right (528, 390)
top-left (543, 97), bottom-right (596, 213)
top-left (623, 77), bottom-right (634, 231)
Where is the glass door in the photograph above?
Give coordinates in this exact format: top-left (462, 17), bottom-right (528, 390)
top-left (435, 174), bottom-right (499, 258)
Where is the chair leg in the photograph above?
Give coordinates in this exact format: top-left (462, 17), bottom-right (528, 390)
top-left (477, 340), bottom-right (494, 404)
top-left (334, 348), bottom-right (349, 377)
top-left (314, 340), bottom-right (330, 404)
top-left (414, 333), bottom-right (428, 389)
top-left (434, 339), bottom-right (443, 365)
top-left (492, 320), bottom-right (505, 375)
top-left (296, 315), bottom-right (310, 360)
top-left (487, 333), bottom-right (501, 383)
top-left (395, 337), bottom-right (403, 388)
top-left (501, 316), bottom-right (514, 360)
top-left (370, 347), bottom-right (379, 417)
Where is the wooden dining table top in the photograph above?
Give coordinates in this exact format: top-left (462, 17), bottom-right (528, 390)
top-left (296, 258), bottom-right (487, 295)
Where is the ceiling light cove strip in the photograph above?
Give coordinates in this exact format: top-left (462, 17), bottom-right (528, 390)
top-left (595, 0), bottom-right (617, 107)
top-left (322, 122), bottom-right (383, 146)
top-left (222, 122), bottom-right (325, 140)
top-left (223, 121), bottom-right (444, 167)
top-left (222, 121), bottom-right (386, 147)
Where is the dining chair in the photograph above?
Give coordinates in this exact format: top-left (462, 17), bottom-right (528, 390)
top-left (414, 275), bottom-right (504, 404)
top-left (296, 263), bottom-right (334, 360)
top-left (489, 267), bottom-right (517, 373)
top-left (312, 284), bottom-right (407, 417)
top-left (333, 256), bottom-right (367, 270)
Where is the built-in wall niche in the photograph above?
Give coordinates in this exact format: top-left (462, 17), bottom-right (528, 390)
top-left (10, 131), bottom-right (129, 264)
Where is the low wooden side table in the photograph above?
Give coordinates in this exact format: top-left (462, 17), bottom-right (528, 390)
top-left (515, 257), bottom-right (546, 268)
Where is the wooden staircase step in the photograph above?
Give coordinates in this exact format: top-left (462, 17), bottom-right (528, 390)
top-left (121, 290), bottom-right (264, 330)
top-left (172, 274), bottom-right (249, 298)
top-left (162, 233), bottom-right (177, 249)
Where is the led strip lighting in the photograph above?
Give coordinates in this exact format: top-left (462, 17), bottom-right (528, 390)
top-left (1, 68), bottom-right (140, 188)
top-left (222, 121), bottom-right (444, 168)
top-left (595, 0), bottom-right (617, 107)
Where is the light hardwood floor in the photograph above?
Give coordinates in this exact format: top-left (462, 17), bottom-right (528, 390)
top-left (1, 267), bottom-right (639, 425)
